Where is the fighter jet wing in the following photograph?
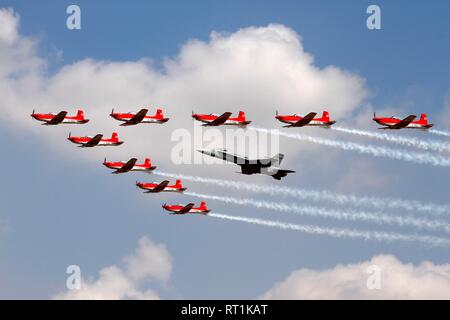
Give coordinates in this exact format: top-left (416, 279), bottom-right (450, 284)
top-left (81, 134), bottom-right (103, 147)
top-left (113, 158), bottom-right (137, 174)
top-left (121, 109), bottom-right (148, 126)
top-left (223, 152), bottom-right (248, 164)
top-left (46, 111), bottom-right (68, 125)
top-left (284, 112), bottom-right (317, 127)
top-left (177, 203), bottom-right (195, 214)
top-left (271, 169), bottom-right (296, 180)
top-left (203, 112), bottom-right (232, 126)
top-left (145, 180), bottom-right (170, 193)
top-left (386, 115), bottom-right (416, 129)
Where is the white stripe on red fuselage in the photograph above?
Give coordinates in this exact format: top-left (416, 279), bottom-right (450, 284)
top-left (33, 116), bottom-right (87, 124)
top-left (105, 164), bottom-right (154, 171)
top-left (112, 115), bottom-right (166, 123)
top-left (69, 138), bottom-right (122, 146)
top-left (283, 120), bottom-right (332, 126)
top-left (138, 185), bottom-right (183, 192)
top-left (374, 120), bottom-right (431, 129)
top-left (198, 119), bottom-right (250, 126)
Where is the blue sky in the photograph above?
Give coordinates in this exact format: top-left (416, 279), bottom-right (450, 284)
top-left (7, 0), bottom-right (450, 102)
top-left (1, 0), bottom-right (450, 299)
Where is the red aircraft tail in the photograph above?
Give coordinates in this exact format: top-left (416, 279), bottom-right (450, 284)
top-left (77, 109), bottom-right (85, 120)
top-left (144, 157), bottom-right (152, 168)
top-left (238, 111), bottom-right (246, 121)
top-left (155, 108), bottom-right (164, 119)
top-left (111, 132), bottom-right (119, 142)
top-left (420, 113), bottom-right (428, 125)
top-left (199, 201), bottom-right (208, 211)
top-left (322, 111), bottom-right (330, 122)
top-left (175, 179), bottom-right (182, 188)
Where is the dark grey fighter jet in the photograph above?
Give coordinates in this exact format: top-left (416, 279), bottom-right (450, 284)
top-left (197, 149), bottom-right (295, 180)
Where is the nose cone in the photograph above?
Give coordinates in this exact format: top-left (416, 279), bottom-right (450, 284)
top-left (197, 149), bottom-right (214, 156)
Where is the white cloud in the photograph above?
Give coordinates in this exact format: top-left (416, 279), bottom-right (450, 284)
top-left (124, 236), bottom-right (172, 283)
top-left (0, 8), bottom-right (19, 44)
top-left (0, 8), bottom-right (368, 171)
top-left (260, 254), bottom-right (450, 299)
top-left (54, 236), bottom-right (172, 300)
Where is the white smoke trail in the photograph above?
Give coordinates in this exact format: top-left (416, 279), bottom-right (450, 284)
top-left (332, 126), bottom-right (450, 153)
top-left (154, 171), bottom-right (450, 216)
top-left (252, 127), bottom-right (450, 167)
top-left (186, 191), bottom-right (450, 234)
top-left (209, 213), bottom-right (450, 247)
top-left (430, 129), bottom-right (450, 137)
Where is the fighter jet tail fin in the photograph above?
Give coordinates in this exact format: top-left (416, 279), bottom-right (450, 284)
top-left (270, 153), bottom-right (284, 166)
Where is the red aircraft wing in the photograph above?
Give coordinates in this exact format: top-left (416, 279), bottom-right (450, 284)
top-left (177, 203), bottom-right (195, 214)
top-left (120, 109), bottom-right (149, 126)
top-left (45, 111), bottom-right (68, 125)
top-left (81, 134), bottom-right (103, 147)
top-left (285, 112), bottom-right (317, 127)
top-left (203, 112), bottom-right (232, 126)
top-left (384, 115), bottom-right (416, 129)
top-left (145, 180), bottom-right (170, 193)
top-left (113, 158), bottom-right (138, 174)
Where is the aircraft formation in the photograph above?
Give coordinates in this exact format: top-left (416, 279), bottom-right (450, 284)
top-left (31, 107), bottom-right (437, 216)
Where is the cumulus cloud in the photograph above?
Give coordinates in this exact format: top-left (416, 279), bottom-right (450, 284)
top-left (0, 8), bottom-right (19, 44)
top-left (0, 8), bottom-right (368, 171)
top-left (261, 254), bottom-right (450, 299)
top-left (54, 236), bottom-right (172, 300)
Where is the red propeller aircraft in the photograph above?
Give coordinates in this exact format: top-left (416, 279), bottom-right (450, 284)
top-left (373, 113), bottom-right (434, 129)
top-left (162, 202), bottom-right (210, 214)
top-left (192, 111), bottom-right (251, 126)
top-left (110, 108), bottom-right (169, 126)
top-left (31, 109), bottom-right (89, 125)
top-left (275, 111), bottom-right (336, 127)
top-left (68, 132), bottom-right (123, 147)
top-left (136, 179), bottom-right (186, 193)
top-left (103, 157), bottom-right (155, 174)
